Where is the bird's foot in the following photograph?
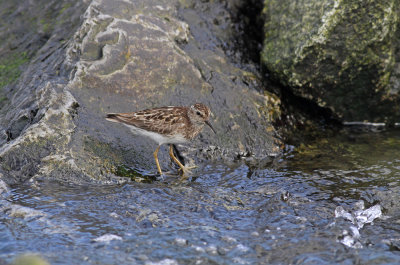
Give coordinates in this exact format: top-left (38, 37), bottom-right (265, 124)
top-left (177, 165), bottom-right (197, 176)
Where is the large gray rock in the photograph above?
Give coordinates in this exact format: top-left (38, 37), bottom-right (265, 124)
top-left (0, 0), bottom-right (282, 184)
top-left (262, 0), bottom-right (400, 124)
top-left (0, 0), bottom-right (91, 183)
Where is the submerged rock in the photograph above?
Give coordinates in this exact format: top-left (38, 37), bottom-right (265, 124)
top-left (262, 0), bottom-right (400, 124)
top-left (0, 0), bottom-right (282, 184)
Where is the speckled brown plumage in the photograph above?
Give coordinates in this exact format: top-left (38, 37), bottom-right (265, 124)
top-left (106, 103), bottom-right (215, 177)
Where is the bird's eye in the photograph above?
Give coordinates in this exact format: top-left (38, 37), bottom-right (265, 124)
top-left (196, 111), bottom-right (201, 116)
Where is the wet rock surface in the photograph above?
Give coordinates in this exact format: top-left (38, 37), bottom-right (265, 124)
top-left (262, 0), bottom-right (400, 123)
top-left (0, 0), bottom-right (282, 184)
top-left (0, 0), bottom-right (91, 184)
top-left (68, 0), bottom-right (282, 167)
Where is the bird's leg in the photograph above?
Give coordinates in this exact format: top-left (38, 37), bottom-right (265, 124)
top-left (153, 145), bottom-right (163, 176)
top-left (169, 144), bottom-right (186, 175)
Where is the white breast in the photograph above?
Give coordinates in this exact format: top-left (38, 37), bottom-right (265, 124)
top-left (124, 124), bottom-right (188, 145)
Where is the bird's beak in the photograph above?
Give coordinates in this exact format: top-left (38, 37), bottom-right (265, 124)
top-left (205, 120), bottom-right (216, 134)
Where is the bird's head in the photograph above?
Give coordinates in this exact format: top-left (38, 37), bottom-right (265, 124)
top-left (189, 103), bottom-right (216, 134)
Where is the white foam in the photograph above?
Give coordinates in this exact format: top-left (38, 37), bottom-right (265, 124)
top-left (354, 205), bottom-right (382, 229)
top-left (236, 244), bottom-right (250, 252)
top-left (109, 212), bottom-right (119, 218)
top-left (335, 202), bottom-right (382, 248)
top-left (93, 234), bottom-right (122, 243)
top-left (335, 206), bottom-right (354, 223)
top-left (145, 259), bottom-right (178, 265)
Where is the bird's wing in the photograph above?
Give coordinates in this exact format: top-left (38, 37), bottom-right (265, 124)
top-left (106, 107), bottom-right (188, 136)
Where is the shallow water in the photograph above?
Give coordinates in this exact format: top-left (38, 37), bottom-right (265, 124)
top-left (1, 129), bottom-right (400, 264)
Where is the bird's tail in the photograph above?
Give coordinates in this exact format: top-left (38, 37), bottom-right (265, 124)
top-left (105, 113), bottom-right (121, 123)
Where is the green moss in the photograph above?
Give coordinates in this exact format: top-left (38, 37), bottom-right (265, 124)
top-left (39, 2), bottom-right (75, 34)
top-left (59, 3), bottom-right (72, 15)
top-left (0, 52), bottom-right (29, 88)
top-left (55, 3), bottom-right (74, 27)
top-left (39, 18), bottom-right (53, 34)
top-left (115, 164), bottom-right (157, 183)
top-left (0, 95), bottom-right (7, 104)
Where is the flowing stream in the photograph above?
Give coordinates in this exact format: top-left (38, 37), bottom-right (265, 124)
top-left (1, 128), bottom-right (400, 264)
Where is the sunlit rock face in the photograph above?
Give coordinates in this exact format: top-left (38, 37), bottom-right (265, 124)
top-left (262, 0), bottom-right (400, 124)
top-left (0, 0), bottom-right (282, 184)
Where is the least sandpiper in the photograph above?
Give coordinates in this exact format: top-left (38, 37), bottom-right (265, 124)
top-left (106, 103), bottom-right (215, 177)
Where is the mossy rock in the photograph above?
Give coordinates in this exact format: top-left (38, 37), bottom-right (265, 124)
top-left (262, 0), bottom-right (400, 123)
top-left (0, 52), bottom-right (29, 88)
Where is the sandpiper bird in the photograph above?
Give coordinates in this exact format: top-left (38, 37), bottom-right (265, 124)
top-left (106, 103), bottom-right (216, 177)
